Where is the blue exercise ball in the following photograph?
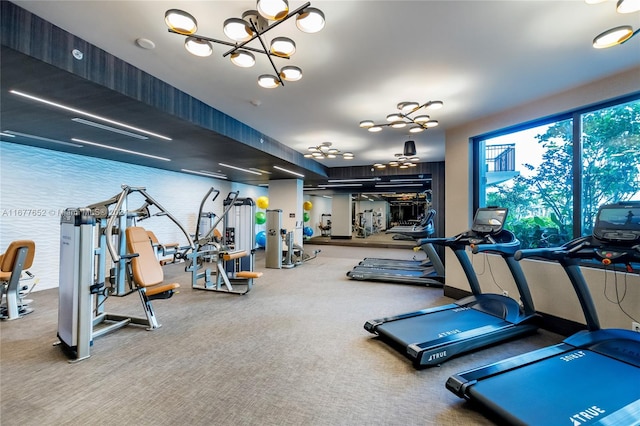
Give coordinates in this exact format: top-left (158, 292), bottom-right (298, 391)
top-left (256, 231), bottom-right (266, 248)
top-left (303, 226), bottom-right (314, 237)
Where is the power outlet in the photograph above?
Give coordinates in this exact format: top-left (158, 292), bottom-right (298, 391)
top-left (502, 290), bottom-right (509, 298)
top-left (632, 322), bottom-right (640, 333)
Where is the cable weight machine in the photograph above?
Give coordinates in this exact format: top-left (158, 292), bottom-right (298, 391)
top-left (57, 185), bottom-right (194, 362)
top-left (187, 188), bottom-right (261, 295)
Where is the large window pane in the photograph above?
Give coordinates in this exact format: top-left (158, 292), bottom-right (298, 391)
top-left (478, 119), bottom-right (574, 248)
top-left (476, 96), bottom-right (640, 250)
top-left (581, 99), bottom-right (640, 236)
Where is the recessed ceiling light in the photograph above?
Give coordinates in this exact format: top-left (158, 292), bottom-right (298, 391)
top-left (135, 38), bottom-right (156, 50)
top-left (10, 90), bottom-right (172, 141)
top-left (4, 130), bottom-right (84, 147)
top-left (273, 165), bottom-right (304, 177)
top-left (219, 163), bottom-right (262, 175)
top-left (71, 138), bottom-right (170, 161)
top-left (71, 118), bottom-right (148, 139)
top-left (180, 169), bottom-right (227, 179)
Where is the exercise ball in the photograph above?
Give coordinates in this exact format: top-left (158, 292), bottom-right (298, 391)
top-left (303, 212), bottom-right (310, 222)
top-left (303, 201), bottom-right (313, 211)
top-left (303, 226), bottom-right (314, 237)
top-left (255, 211), bottom-right (266, 225)
top-left (257, 196), bottom-right (269, 209)
top-left (256, 231), bottom-right (266, 248)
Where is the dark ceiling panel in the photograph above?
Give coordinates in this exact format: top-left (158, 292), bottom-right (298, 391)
top-left (0, 45), bottom-right (324, 185)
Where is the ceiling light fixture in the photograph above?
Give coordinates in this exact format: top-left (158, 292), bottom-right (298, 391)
top-left (71, 138), bottom-right (171, 161)
top-left (9, 90), bottom-right (172, 140)
top-left (218, 162), bottom-right (263, 175)
top-left (180, 169), bottom-right (228, 179)
top-left (304, 142), bottom-right (354, 160)
top-left (360, 100), bottom-right (443, 133)
top-left (373, 141), bottom-right (420, 169)
top-left (249, 167), bottom-right (272, 174)
top-left (375, 183), bottom-right (424, 188)
top-left (165, 1), bottom-right (325, 88)
top-left (273, 165), bottom-right (305, 177)
top-left (327, 178), bottom-right (379, 183)
top-left (71, 118), bottom-right (149, 140)
top-left (590, 0), bottom-right (640, 48)
top-left (319, 183), bottom-right (364, 188)
top-left (617, 0), bottom-right (640, 13)
top-left (4, 130), bottom-right (84, 147)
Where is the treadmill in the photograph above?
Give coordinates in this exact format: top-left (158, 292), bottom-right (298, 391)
top-left (358, 210), bottom-right (440, 270)
top-left (364, 207), bottom-right (539, 367)
top-left (347, 251), bottom-right (444, 286)
top-left (446, 202), bottom-right (640, 425)
top-left (347, 210), bottom-right (445, 285)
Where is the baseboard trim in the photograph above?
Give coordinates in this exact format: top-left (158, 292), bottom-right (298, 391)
top-left (442, 285), bottom-right (586, 337)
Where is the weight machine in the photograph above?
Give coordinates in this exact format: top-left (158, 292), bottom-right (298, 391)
top-left (186, 188), bottom-right (261, 295)
top-left (265, 209), bottom-right (320, 269)
top-left (0, 240), bottom-right (37, 320)
top-left (319, 213), bottom-right (332, 237)
top-left (56, 185), bottom-right (194, 362)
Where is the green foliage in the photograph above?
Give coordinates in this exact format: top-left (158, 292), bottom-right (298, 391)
top-left (485, 99), bottom-right (640, 248)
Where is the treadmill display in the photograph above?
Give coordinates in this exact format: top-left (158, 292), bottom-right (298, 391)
top-left (471, 208), bottom-right (508, 235)
top-left (593, 202), bottom-right (640, 244)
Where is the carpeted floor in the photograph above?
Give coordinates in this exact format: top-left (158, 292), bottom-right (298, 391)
top-left (1, 244), bottom-right (561, 426)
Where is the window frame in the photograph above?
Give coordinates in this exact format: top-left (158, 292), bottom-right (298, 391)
top-left (473, 91), bottom-right (640, 243)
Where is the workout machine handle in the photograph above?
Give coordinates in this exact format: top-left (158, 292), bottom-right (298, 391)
top-left (198, 190), bottom-right (240, 244)
top-left (105, 185), bottom-right (196, 263)
top-left (514, 236), bottom-right (592, 261)
top-left (138, 188), bottom-right (195, 252)
top-left (471, 238), bottom-right (520, 256)
top-left (104, 187), bottom-right (129, 262)
top-left (195, 187), bottom-right (220, 242)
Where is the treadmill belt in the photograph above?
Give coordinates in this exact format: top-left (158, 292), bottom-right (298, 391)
top-left (376, 308), bottom-right (506, 348)
top-left (351, 267), bottom-right (428, 277)
top-left (468, 350), bottom-right (640, 425)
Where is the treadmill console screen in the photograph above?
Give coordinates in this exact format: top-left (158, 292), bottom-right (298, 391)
top-left (471, 208), bottom-right (508, 235)
top-left (593, 202), bottom-right (640, 244)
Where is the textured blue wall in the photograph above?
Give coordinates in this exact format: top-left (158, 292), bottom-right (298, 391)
top-left (0, 142), bottom-right (266, 290)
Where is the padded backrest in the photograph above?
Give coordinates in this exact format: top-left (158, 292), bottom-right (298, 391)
top-left (126, 227), bottom-right (163, 287)
top-left (0, 240), bottom-right (35, 272)
top-left (146, 230), bottom-right (160, 245)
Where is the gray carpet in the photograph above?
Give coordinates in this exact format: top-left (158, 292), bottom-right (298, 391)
top-left (1, 245), bottom-right (561, 426)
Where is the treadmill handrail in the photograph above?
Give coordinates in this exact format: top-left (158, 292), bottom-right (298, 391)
top-left (419, 231), bottom-right (519, 255)
top-left (515, 236), bottom-right (602, 330)
top-left (471, 239), bottom-right (520, 256)
top-left (514, 236), bottom-right (591, 261)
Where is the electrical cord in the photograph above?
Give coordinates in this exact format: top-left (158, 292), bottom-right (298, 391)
top-left (603, 266), bottom-right (638, 323)
top-left (472, 252), bottom-right (505, 294)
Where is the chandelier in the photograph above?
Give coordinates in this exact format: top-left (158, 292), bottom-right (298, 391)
top-left (164, 1), bottom-right (325, 88)
top-left (373, 141), bottom-right (419, 169)
top-left (359, 101), bottom-right (443, 133)
top-left (304, 142), bottom-right (354, 160)
top-left (589, 0), bottom-right (640, 48)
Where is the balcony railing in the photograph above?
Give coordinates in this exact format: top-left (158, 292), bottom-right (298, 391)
top-left (486, 143), bottom-right (516, 172)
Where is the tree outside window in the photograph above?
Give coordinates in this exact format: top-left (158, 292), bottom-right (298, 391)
top-left (477, 98), bottom-right (639, 249)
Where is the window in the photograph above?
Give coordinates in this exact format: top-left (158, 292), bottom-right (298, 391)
top-left (475, 95), bottom-right (640, 249)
